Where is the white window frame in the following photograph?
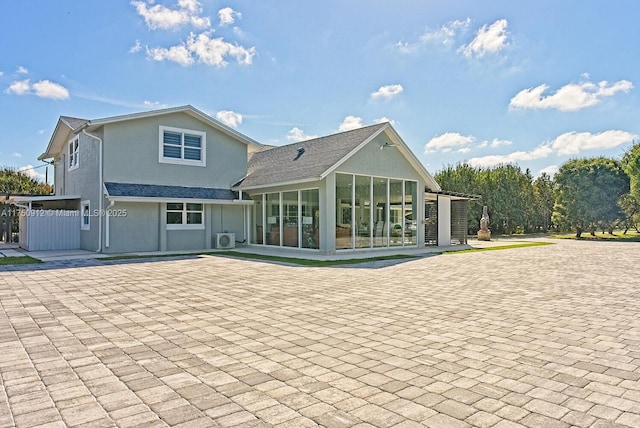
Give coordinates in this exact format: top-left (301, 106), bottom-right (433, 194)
top-left (68, 137), bottom-right (79, 171)
top-left (158, 126), bottom-right (206, 167)
top-left (166, 202), bottom-right (205, 230)
top-left (81, 200), bottom-right (90, 231)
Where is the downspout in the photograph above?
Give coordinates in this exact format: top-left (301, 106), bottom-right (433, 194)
top-left (82, 129), bottom-right (103, 252)
top-left (105, 200), bottom-right (115, 248)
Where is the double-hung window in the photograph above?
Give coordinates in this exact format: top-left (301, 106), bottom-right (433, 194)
top-left (159, 126), bottom-right (206, 166)
top-left (68, 137), bottom-right (79, 171)
top-left (166, 202), bottom-right (204, 229)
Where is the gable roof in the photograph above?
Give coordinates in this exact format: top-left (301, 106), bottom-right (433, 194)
top-left (39, 105), bottom-right (262, 160)
top-left (235, 123), bottom-right (441, 191)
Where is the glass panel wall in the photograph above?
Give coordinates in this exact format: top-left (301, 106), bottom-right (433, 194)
top-left (265, 193), bottom-right (280, 246)
top-left (373, 178), bottom-right (388, 248)
top-left (301, 190), bottom-right (319, 249)
top-left (404, 181), bottom-right (417, 245)
top-left (355, 175), bottom-right (371, 248)
top-left (389, 179), bottom-right (403, 247)
top-left (282, 191), bottom-right (298, 247)
top-left (335, 173), bottom-right (353, 249)
top-left (252, 196), bottom-right (264, 244)
top-left (251, 189), bottom-right (320, 249)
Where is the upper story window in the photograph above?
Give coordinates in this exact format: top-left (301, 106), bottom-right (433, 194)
top-left (159, 126), bottom-right (206, 167)
top-left (68, 137), bottom-right (79, 171)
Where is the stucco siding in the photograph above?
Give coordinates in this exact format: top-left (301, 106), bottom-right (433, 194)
top-left (52, 132), bottom-right (102, 251)
top-left (102, 112), bottom-right (248, 188)
top-left (210, 204), bottom-right (245, 243)
top-left (166, 230), bottom-right (207, 251)
top-left (104, 202), bottom-right (159, 253)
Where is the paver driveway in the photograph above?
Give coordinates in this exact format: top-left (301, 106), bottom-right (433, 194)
top-left (1, 239), bottom-right (639, 427)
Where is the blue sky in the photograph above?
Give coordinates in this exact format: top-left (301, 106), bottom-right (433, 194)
top-left (2, 0), bottom-right (639, 183)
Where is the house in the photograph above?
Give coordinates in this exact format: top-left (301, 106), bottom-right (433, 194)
top-left (11, 105), bottom-right (475, 254)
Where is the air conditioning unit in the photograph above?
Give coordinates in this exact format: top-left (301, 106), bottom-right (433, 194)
top-left (215, 232), bottom-right (235, 249)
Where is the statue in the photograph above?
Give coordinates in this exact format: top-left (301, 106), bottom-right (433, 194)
top-left (477, 205), bottom-right (491, 241)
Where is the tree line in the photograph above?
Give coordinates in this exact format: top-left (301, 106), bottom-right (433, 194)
top-left (435, 142), bottom-right (640, 238)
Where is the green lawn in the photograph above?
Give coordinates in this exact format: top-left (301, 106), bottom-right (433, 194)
top-left (0, 256), bottom-right (43, 266)
top-left (98, 242), bottom-right (559, 267)
top-left (552, 230), bottom-right (640, 242)
top-left (443, 241), bottom-right (554, 254)
top-left (101, 251), bottom-right (417, 267)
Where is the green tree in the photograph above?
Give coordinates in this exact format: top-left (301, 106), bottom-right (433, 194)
top-left (434, 163), bottom-right (484, 233)
top-left (0, 166), bottom-right (52, 195)
top-left (532, 173), bottom-right (555, 232)
top-left (554, 157), bottom-right (630, 237)
top-left (621, 141), bottom-right (640, 200)
top-left (0, 166), bottom-right (52, 243)
top-left (480, 164), bottom-right (532, 234)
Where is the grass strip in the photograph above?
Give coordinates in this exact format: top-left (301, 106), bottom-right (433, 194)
top-left (443, 241), bottom-right (554, 254)
top-left (0, 256), bottom-right (43, 265)
top-left (552, 232), bottom-right (640, 242)
top-left (100, 251), bottom-right (416, 267)
top-left (215, 251), bottom-right (416, 267)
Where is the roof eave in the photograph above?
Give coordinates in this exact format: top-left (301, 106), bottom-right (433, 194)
top-left (234, 177), bottom-right (321, 191)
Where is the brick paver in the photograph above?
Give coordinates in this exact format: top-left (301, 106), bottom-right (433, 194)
top-left (1, 239), bottom-right (639, 427)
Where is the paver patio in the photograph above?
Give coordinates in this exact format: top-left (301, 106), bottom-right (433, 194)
top-left (1, 239), bottom-right (639, 427)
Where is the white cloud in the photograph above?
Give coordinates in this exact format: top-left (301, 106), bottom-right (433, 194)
top-left (425, 132), bottom-right (475, 153)
top-left (374, 117), bottom-right (395, 125)
top-left (147, 31), bottom-right (256, 67)
top-left (32, 80), bottom-right (70, 100)
top-left (6, 79), bottom-right (31, 95)
top-left (421, 18), bottom-right (471, 45)
top-left (186, 32), bottom-right (256, 66)
top-left (468, 145), bottom-right (553, 168)
top-left (371, 84), bottom-right (403, 100)
top-left (143, 100), bottom-right (168, 108)
top-left (218, 7), bottom-right (241, 26)
top-left (147, 44), bottom-right (194, 66)
top-left (0, 71), bottom-right (4, 77)
top-left (538, 165), bottom-right (559, 177)
top-left (489, 138), bottom-right (512, 148)
top-left (216, 110), bottom-right (243, 128)
top-left (459, 19), bottom-right (509, 59)
top-left (129, 40), bottom-right (142, 53)
top-left (131, 0), bottom-right (210, 30)
top-left (397, 18), bottom-right (471, 53)
top-left (18, 165), bottom-right (45, 182)
top-left (12, 152), bottom-right (21, 158)
top-left (550, 130), bottom-right (636, 155)
top-left (458, 147), bottom-right (472, 154)
top-left (6, 79), bottom-right (69, 100)
top-left (338, 116), bottom-right (363, 132)
top-left (467, 130), bottom-right (637, 168)
top-left (287, 127), bottom-right (319, 142)
top-left (509, 80), bottom-right (634, 112)
top-left (16, 66), bottom-right (28, 74)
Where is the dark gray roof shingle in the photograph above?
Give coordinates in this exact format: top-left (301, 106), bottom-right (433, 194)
top-left (60, 116), bottom-right (88, 131)
top-left (104, 182), bottom-right (240, 201)
top-left (239, 123), bottom-right (387, 188)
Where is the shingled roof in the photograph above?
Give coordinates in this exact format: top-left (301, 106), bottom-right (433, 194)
top-left (60, 116), bottom-right (88, 131)
top-left (237, 123), bottom-right (389, 189)
top-left (104, 182), bottom-right (241, 201)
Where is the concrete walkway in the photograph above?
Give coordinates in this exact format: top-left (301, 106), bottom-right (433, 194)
top-left (1, 239), bottom-right (639, 427)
